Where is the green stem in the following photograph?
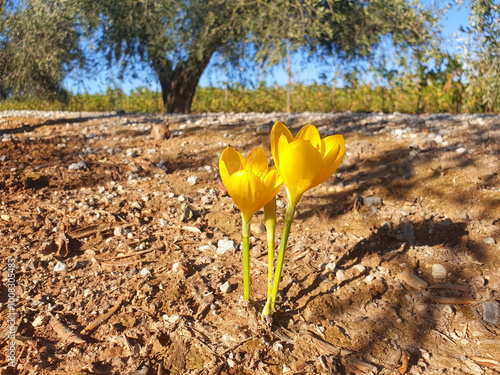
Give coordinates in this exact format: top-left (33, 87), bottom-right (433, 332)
top-left (262, 203), bottom-right (295, 316)
top-left (242, 216), bottom-right (251, 301)
top-left (264, 198), bottom-right (277, 299)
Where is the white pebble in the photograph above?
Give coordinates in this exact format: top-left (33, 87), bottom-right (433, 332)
top-left (53, 261), bottom-right (68, 272)
top-left (187, 175), bottom-right (200, 185)
top-left (432, 263), bottom-right (447, 280)
top-left (217, 238), bottom-right (235, 255)
top-left (219, 281), bottom-right (231, 293)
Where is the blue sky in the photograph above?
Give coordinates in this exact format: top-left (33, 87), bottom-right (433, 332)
top-left (64, 2), bottom-right (471, 95)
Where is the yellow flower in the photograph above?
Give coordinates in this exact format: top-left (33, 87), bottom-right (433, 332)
top-left (219, 146), bottom-right (283, 223)
top-left (270, 122), bottom-right (345, 205)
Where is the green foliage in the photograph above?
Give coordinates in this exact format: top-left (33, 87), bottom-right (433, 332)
top-left (0, 76), bottom-right (480, 114)
top-left (0, 0), bottom-right (82, 100)
top-left (463, 0), bottom-right (500, 112)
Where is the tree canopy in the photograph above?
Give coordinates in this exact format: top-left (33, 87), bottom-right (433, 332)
top-left (74, 0), bottom-right (438, 113)
top-left (0, 0), bottom-right (82, 100)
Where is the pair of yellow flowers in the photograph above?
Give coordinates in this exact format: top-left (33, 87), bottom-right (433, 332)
top-left (220, 121), bottom-right (345, 222)
top-left (219, 121), bottom-right (344, 314)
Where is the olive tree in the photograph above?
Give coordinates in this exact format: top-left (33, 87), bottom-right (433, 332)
top-left (79, 0), bottom-right (437, 113)
top-left (0, 0), bottom-right (82, 100)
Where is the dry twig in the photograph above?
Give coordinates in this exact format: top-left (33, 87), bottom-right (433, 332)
top-left (80, 294), bottom-right (125, 336)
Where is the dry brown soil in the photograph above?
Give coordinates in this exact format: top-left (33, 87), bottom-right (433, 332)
top-left (0, 111), bottom-right (499, 375)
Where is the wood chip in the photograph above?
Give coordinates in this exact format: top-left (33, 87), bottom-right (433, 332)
top-left (398, 350), bottom-right (410, 374)
top-left (469, 356), bottom-right (500, 368)
top-left (48, 312), bottom-right (85, 344)
top-left (426, 296), bottom-right (480, 305)
top-left (428, 284), bottom-right (473, 293)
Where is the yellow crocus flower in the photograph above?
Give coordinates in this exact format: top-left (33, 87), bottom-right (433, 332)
top-left (270, 122), bottom-right (345, 206)
top-left (219, 146), bottom-right (283, 223)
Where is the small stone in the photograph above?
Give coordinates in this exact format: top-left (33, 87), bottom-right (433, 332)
top-left (201, 195), bottom-right (213, 204)
top-left (483, 237), bottom-right (496, 245)
top-left (362, 196), bottom-right (383, 207)
top-left (482, 302), bottom-right (499, 325)
top-left (83, 289), bottom-right (93, 298)
top-left (140, 267), bottom-right (150, 276)
top-left (456, 147), bottom-right (467, 154)
top-left (53, 261), bottom-right (68, 272)
top-left (217, 238), bottom-right (235, 255)
top-left (129, 267), bottom-right (138, 275)
top-left (398, 270), bottom-right (428, 289)
top-left (219, 281), bottom-right (231, 293)
top-left (273, 342), bottom-right (284, 352)
top-left (320, 262), bottom-right (336, 272)
top-left (199, 244), bottom-right (217, 252)
top-left (163, 314), bottom-right (180, 323)
top-left (171, 262), bottom-right (181, 273)
top-left (114, 227), bottom-right (124, 237)
top-left (127, 232), bottom-right (134, 239)
top-left (32, 315), bottom-right (49, 327)
top-left (335, 270), bottom-right (347, 282)
top-left (353, 264), bottom-right (366, 274)
top-left (187, 175), bottom-right (200, 185)
top-left (250, 223), bottom-right (266, 235)
top-left (68, 161), bottom-right (87, 170)
top-left (431, 263), bottom-right (448, 280)
top-left (131, 201), bottom-right (142, 210)
top-left (151, 123), bottom-right (171, 140)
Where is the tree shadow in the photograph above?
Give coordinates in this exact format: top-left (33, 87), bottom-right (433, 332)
top-left (271, 214), bottom-right (490, 372)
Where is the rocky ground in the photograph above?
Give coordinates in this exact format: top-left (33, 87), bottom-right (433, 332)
top-left (0, 110), bottom-right (499, 375)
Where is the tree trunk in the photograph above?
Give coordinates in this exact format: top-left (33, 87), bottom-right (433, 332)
top-left (159, 64), bottom-right (207, 113)
top-left (152, 49), bottom-right (215, 113)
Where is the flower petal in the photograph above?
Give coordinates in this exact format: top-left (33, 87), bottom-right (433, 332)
top-left (220, 147), bottom-right (245, 175)
top-left (258, 168), bottom-right (283, 208)
top-left (225, 170), bottom-right (265, 222)
top-left (315, 135), bottom-right (345, 185)
top-left (270, 121), bottom-right (293, 169)
top-left (277, 137), bottom-right (323, 205)
top-left (244, 147), bottom-right (268, 178)
top-left (295, 124), bottom-right (321, 152)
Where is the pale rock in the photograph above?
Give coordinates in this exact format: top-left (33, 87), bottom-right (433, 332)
top-left (52, 261), bottom-right (68, 272)
top-left (482, 302), bottom-right (499, 325)
top-left (219, 281), bottom-right (231, 293)
top-left (431, 263), bottom-right (448, 280)
top-left (187, 175), bottom-right (200, 185)
top-left (250, 223), bottom-right (266, 235)
top-left (68, 161), bottom-right (87, 170)
top-left (217, 238), bottom-right (235, 254)
top-left (483, 237), bottom-right (496, 245)
top-left (32, 315), bottom-right (49, 327)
